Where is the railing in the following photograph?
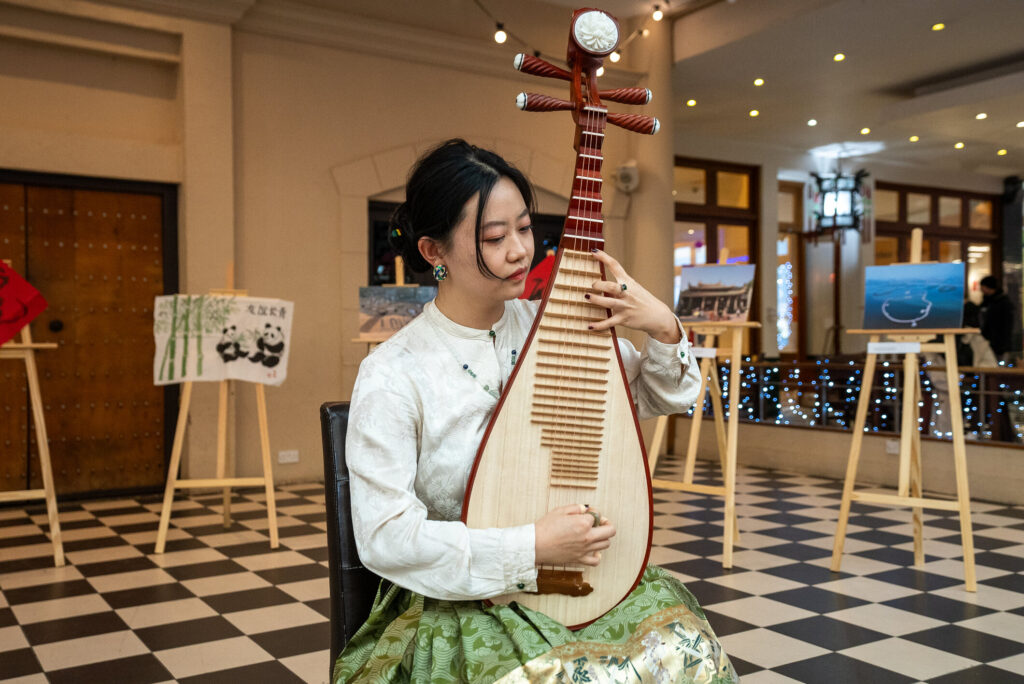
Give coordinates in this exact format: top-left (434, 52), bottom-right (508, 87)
top-left (688, 359), bottom-right (1024, 446)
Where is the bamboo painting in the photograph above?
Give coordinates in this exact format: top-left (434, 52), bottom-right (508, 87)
top-left (153, 295), bottom-right (293, 386)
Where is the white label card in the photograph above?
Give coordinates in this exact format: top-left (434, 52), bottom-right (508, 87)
top-left (867, 342), bottom-right (921, 355)
top-left (690, 346), bottom-right (718, 359)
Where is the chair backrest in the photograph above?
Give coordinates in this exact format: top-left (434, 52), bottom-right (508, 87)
top-left (320, 401), bottom-right (383, 674)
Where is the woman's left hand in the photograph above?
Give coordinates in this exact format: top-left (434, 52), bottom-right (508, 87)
top-left (587, 250), bottom-right (682, 344)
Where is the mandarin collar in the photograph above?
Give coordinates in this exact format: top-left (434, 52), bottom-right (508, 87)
top-left (424, 300), bottom-right (512, 341)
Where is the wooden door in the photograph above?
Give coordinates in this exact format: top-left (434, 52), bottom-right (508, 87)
top-left (1, 183), bottom-right (29, 492)
top-left (0, 180), bottom-right (175, 495)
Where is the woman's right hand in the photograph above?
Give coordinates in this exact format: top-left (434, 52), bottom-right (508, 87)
top-left (535, 504), bottom-right (616, 566)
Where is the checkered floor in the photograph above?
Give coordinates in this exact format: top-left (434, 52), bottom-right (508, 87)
top-left (1, 460), bottom-right (1023, 683)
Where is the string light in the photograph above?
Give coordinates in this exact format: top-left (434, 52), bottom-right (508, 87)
top-left (954, 141), bottom-right (965, 149)
top-left (997, 149), bottom-right (1008, 156)
top-left (860, 127), bottom-right (871, 135)
top-left (690, 360), bottom-right (1021, 444)
top-left (652, 4), bottom-right (664, 21)
top-left (749, 109), bottom-right (759, 117)
top-left (909, 135), bottom-right (920, 142)
top-left (473, 0), bottom-right (663, 67)
top-left (807, 119), bottom-right (818, 126)
top-left (596, 66), bottom-right (605, 77)
top-left (753, 77), bottom-right (765, 86)
top-left (833, 53), bottom-right (846, 62)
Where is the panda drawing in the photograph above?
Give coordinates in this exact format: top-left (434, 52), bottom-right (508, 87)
top-left (215, 326), bottom-right (245, 363)
top-left (248, 323), bottom-right (285, 368)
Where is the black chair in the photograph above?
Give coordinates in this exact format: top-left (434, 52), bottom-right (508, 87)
top-left (320, 401), bottom-right (384, 677)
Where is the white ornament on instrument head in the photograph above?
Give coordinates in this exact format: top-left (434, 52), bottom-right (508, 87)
top-left (573, 11), bottom-right (618, 55)
top-left (513, 53), bottom-right (525, 71)
top-left (516, 92), bottom-right (528, 110)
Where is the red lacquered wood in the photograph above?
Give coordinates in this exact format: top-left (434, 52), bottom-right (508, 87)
top-left (514, 53), bottom-right (571, 81)
top-left (516, 93), bottom-right (574, 112)
top-left (607, 112), bottom-right (659, 135)
top-left (598, 87), bottom-right (651, 105)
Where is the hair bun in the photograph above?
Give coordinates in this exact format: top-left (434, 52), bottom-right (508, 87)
top-left (388, 203), bottom-right (429, 272)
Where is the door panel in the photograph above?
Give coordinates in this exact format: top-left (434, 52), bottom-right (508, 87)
top-left (27, 187), bottom-right (167, 493)
top-left (0, 183), bottom-right (170, 495)
top-left (0, 184), bottom-right (28, 492)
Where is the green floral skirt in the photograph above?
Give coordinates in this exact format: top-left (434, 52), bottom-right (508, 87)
top-left (333, 566), bottom-right (737, 683)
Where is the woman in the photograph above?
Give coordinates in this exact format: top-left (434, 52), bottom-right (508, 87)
top-left (337, 139), bottom-right (737, 683)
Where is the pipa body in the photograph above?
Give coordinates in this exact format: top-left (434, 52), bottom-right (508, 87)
top-left (462, 8), bottom-right (660, 628)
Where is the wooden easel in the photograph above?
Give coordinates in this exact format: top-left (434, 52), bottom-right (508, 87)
top-left (0, 259), bottom-right (63, 566)
top-left (647, 251), bottom-right (760, 568)
top-left (155, 267), bottom-right (279, 553)
top-left (831, 228), bottom-right (977, 590)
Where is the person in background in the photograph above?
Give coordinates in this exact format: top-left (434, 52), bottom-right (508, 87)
top-left (958, 301), bottom-right (998, 368)
top-left (979, 275), bottom-right (1014, 363)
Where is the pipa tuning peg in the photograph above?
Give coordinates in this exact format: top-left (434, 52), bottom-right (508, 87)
top-left (516, 92), bottom-right (574, 113)
top-left (514, 53), bottom-right (571, 82)
top-left (597, 87), bottom-right (652, 106)
top-left (607, 112), bottom-right (659, 135)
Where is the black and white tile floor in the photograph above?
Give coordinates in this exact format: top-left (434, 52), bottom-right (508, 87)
top-left (1, 458), bottom-right (1023, 683)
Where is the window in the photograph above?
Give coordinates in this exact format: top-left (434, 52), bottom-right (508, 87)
top-left (777, 181), bottom-right (804, 357)
top-left (874, 182), bottom-right (999, 273)
top-left (674, 156), bottom-right (760, 353)
top-left (673, 167), bottom-right (706, 204)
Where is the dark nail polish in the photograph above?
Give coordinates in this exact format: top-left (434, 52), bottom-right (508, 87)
top-left (590, 247), bottom-right (598, 252)
top-left (584, 294), bottom-right (591, 300)
top-left (588, 325), bottom-right (594, 330)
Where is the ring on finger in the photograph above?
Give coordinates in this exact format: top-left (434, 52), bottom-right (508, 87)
top-left (620, 283), bottom-right (628, 293)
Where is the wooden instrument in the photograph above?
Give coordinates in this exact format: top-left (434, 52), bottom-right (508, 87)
top-left (462, 8), bottom-right (660, 629)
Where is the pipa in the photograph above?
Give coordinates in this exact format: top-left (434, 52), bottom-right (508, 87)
top-left (461, 7), bottom-right (661, 629)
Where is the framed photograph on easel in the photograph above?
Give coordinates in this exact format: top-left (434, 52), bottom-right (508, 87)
top-left (863, 262), bottom-right (964, 330)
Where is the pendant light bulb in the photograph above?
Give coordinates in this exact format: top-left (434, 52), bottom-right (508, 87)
top-left (494, 23), bottom-right (507, 44)
top-left (652, 5), bottom-right (664, 21)
top-left (609, 50), bottom-right (621, 63)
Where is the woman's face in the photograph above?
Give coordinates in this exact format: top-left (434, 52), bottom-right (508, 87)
top-left (441, 176), bottom-right (535, 304)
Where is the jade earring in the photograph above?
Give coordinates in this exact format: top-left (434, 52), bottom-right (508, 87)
top-left (433, 264), bottom-right (448, 282)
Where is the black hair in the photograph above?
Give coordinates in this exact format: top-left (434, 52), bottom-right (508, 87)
top-left (980, 275), bottom-right (1001, 291)
top-left (387, 139), bottom-right (535, 278)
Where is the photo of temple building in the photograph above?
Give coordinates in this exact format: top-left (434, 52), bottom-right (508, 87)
top-left (674, 265), bottom-right (755, 322)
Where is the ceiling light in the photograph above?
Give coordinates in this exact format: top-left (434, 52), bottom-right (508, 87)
top-left (954, 141), bottom-right (965, 149)
top-left (749, 109), bottom-right (759, 117)
top-left (686, 98), bottom-right (697, 107)
top-left (976, 113), bottom-right (988, 120)
top-left (860, 127), bottom-right (870, 135)
top-left (595, 66), bottom-right (605, 77)
top-left (494, 23), bottom-right (507, 44)
top-left (833, 53), bottom-right (845, 62)
top-left (753, 78), bottom-right (764, 86)
top-left (609, 50), bottom-right (621, 63)
top-left (1017, 121), bottom-right (1024, 128)
top-left (909, 135), bottom-right (919, 142)
top-left (652, 5), bottom-right (663, 21)
top-left (931, 22), bottom-right (945, 31)
top-left (642, 28), bottom-right (650, 37)
top-left (997, 149), bottom-right (1008, 156)
top-left (807, 119), bottom-right (818, 126)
